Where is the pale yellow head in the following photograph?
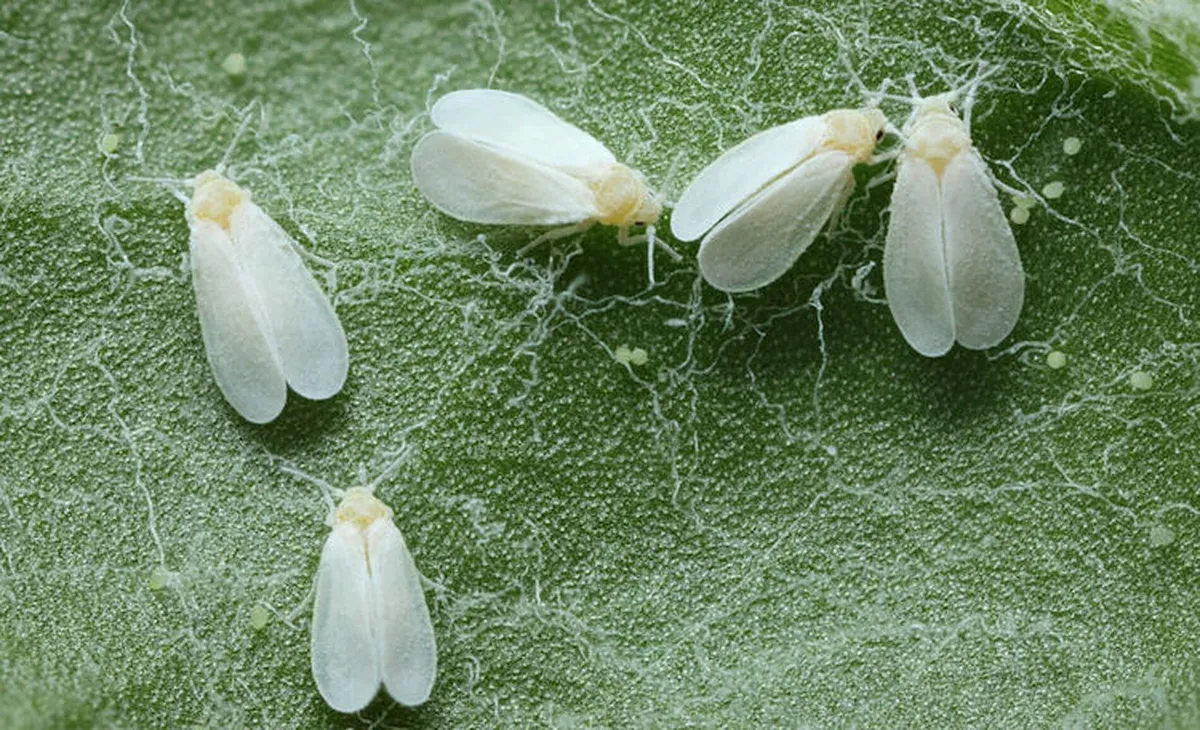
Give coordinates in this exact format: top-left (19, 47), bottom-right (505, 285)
top-left (590, 163), bottom-right (662, 228)
top-left (190, 170), bottom-right (248, 231)
top-left (903, 95), bottom-right (971, 176)
top-left (333, 487), bottom-right (394, 531)
top-left (819, 108), bottom-right (887, 163)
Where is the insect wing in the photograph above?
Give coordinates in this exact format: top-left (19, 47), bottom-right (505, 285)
top-left (697, 151), bottom-right (853, 293)
top-left (942, 149), bottom-right (1025, 350)
top-left (189, 219), bottom-right (287, 423)
top-left (412, 131), bottom-right (600, 226)
top-left (367, 519), bottom-right (438, 707)
top-left (229, 202), bottom-right (349, 401)
top-left (431, 89), bottom-right (615, 174)
top-left (311, 523), bottom-right (380, 713)
top-left (883, 155), bottom-right (956, 357)
top-left (671, 114), bottom-right (826, 242)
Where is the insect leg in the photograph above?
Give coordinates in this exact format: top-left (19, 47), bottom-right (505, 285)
top-left (517, 220), bottom-right (595, 256)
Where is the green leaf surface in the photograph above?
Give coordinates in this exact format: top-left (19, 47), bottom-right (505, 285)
top-left (2, 1), bottom-right (1198, 727)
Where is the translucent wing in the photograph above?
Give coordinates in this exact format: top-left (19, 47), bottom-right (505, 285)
top-left (367, 519), bottom-right (437, 707)
top-left (671, 115), bottom-right (827, 242)
top-left (311, 523), bottom-right (380, 713)
top-left (411, 132), bottom-right (600, 225)
top-left (696, 151), bottom-right (854, 293)
top-left (942, 148), bottom-right (1025, 350)
top-left (431, 89), bottom-right (615, 174)
top-left (228, 202), bottom-right (349, 401)
top-left (188, 220), bottom-right (286, 424)
top-left (883, 156), bottom-right (956, 357)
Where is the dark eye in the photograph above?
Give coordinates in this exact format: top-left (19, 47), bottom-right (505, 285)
top-left (874, 129), bottom-right (885, 141)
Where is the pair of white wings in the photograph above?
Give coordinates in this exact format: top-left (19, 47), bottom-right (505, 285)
top-left (671, 115), bottom-right (857, 293)
top-left (884, 149), bottom-right (1024, 357)
top-left (311, 519), bottom-right (437, 713)
top-left (189, 202), bottom-right (348, 423)
top-left (410, 89), bottom-right (615, 226)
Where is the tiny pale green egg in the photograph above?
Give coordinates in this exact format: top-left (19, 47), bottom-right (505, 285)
top-left (249, 604), bottom-right (270, 630)
top-left (222, 52), bottom-right (247, 77)
top-left (148, 566), bottom-right (170, 591)
top-left (1130, 370), bottom-right (1154, 391)
top-left (1149, 524), bottom-right (1175, 547)
top-left (1010, 192), bottom-right (1034, 209)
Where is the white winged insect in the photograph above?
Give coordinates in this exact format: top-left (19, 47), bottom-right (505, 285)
top-left (311, 487), bottom-right (437, 713)
top-left (185, 170), bottom-right (348, 423)
top-left (883, 91), bottom-right (1024, 357)
top-left (410, 89), bottom-right (679, 282)
top-left (671, 108), bottom-right (888, 293)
